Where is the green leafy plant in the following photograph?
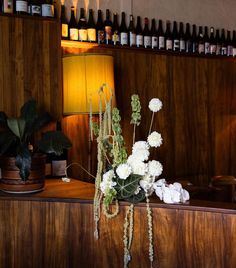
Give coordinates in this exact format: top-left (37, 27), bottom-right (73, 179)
top-left (0, 99), bottom-right (72, 181)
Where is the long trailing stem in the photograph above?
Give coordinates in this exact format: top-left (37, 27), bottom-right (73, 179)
top-left (146, 195), bottom-right (154, 268)
top-left (132, 125), bottom-right (136, 145)
top-left (148, 112), bottom-right (155, 136)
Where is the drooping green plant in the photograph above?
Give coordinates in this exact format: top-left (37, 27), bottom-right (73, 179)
top-left (0, 99), bottom-right (72, 181)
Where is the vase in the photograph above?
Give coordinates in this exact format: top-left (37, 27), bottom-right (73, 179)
top-left (0, 154), bottom-right (46, 194)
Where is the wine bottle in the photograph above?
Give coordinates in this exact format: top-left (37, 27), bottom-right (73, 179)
top-left (165, 21), bottom-right (173, 51)
top-left (15, 0), bottom-right (28, 14)
top-left (61, 4), bottom-right (69, 40)
top-left (215, 29), bottom-right (221, 56)
top-left (221, 29), bottom-right (227, 56)
top-left (53, 0), bottom-right (57, 18)
top-left (87, 9), bottom-right (96, 42)
top-left (136, 16), bottom-right (143, 48)
top-left (29, 0), bottom-right (41, 16)
top-left (157, 19), bottom-right (165, 50)
top-left (143, 17), bottom-right (151, 48)
top-left (112, 13), bottom-right (120, 45)
top-left (96, 9), bottom-right (104, 44)
top-left (197, 26), bottom-right (204, 54)
top-left (69, 6), bottom-right (79, 41)
top-left (173, 21), bottom-right (179, 51)
top-left (78, 8), bottom-right (87, 42)
top-left (226, 30), bottom-right (233, 56)
top-left (185, 23), bottom-right (192, 53)
top-left (51, 122), bottom-right (68, 178)
top-left (192, 24), bottom-right (198, 53)
top-left (104, 9), bottom-right (112, 45)
top-left (2, 0), bottom-right (13, 13)
top-left (128, 14), bottom-right (136, 47)
top-left (120, 12), bottom-right (128, 46)
top-left (41, 0), bottom-right (54, 17)
top-left (179, 22), bottom-right (185, 52)
top-left (150, 19), bottom-right (157, 49)
top-left (209, 27), bottom-right (216, 55)
top-left (233, 30), bottom-right (236, 57)
top-left (204, 26), bottom-right (210, 54)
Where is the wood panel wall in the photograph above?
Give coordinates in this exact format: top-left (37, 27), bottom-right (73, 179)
top-left (0, 15), bottom-right (61, 118)
top-left (1, 13), bottom-right (236, 186)
top-left (0, 198), bottom-right (236, 268)
top-left (63, 46), bottom-right (236, 186)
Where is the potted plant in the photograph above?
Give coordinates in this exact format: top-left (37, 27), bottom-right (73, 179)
top-left (0, 99), bottom-right (72, 193)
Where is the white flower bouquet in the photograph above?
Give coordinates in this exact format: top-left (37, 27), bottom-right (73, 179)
top-left (92, 91), bottom-right (189, 268)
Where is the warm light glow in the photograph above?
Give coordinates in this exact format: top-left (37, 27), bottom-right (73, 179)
top-left (63, 54), bottom-right (115, 114)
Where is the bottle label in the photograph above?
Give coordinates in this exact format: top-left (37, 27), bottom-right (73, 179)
top-left (227, 45), bottom-right (233, 56)
top-left (180, 40), bottom-right (185, 51)
top-left (216, 45), bottom-right (221, 55)
top-left (41, 4), bottom-right (54, 17)
top-left (205, 42), bottom-right (210, 54)
top-left (129, 32), bottom-right (136, 46)
top-left (166, 39), bottom-right (173, 50)
top-left (97, 30), bottom-right (105, 43)
top-left (62, 24), bottom-right (68, 38)
top-left (158, 36), bottom-right (165, 49)
top-left (173, 39), bottom-right (180, 50)
top-left (144, 36), bottom-right (151, 48)
top-left (79, 29), bottom-right (88, 41)
top-left (52, 160), bottom-right (67, 177)
top-left (31, 4), bottom-right (41, 15)
top-left (210, 44), bottom-right (216, 54)
top-left (136, 35), bottom-right (143, 46)
top-left (3, 0), bottom-right (13, 13)
top-left (69, 28), bottom-right (79, 41)
top-left (233, 48), bottom-right (236, 57)
top-left (151, 36), bottom-right (158, 48)
top-left (105, 26), bottom-right (112, 41)
top-left (120, 32), bottom-right (128, 45)
top-left (112, 32), bottom-right (120, 45)
top-left (198, 43), bottom-right (204, 54)
top-left (16, 1), bottom-right (28, 12)
top-left (221, 47), bottom-right (227, 55)
top-left (87, 28), bottom-right (96, 42)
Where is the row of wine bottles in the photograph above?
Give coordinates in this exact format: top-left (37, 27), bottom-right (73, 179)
top-left (62, 6), bottom-right (236, 57)
top-left (0, 0), bottom-right (56, 17)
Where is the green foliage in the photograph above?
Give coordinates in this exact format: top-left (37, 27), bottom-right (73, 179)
top-left (0, 99), bottom-right (72, 181)
top-left (114, 174), bottom-right (142, 200)
top-left (125, 189), bottom-right (146, 203)
top-left (103, 188), bottom-right (117, 209)
top-left (130, 94), bottom-right (141, 126)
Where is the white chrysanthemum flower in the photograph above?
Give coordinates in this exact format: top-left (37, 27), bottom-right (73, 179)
top-left (100, 171), bottom-right (117, 195)
top-left (148, 98), bottom-right (163, 112)
top-left (142, 174), bottom-right (155, 183)
top-left (116, 163), bottom-right (132, 180)
top-left (147, 131), bottom-right (163, 148)
top-left (148, 160), bottom-right (163, 177)
top-left (103, 169), bottom-right (115, 181)
top-left (139, 180), bottom-right (154, 195)
top-left (132, 141), bottom-right (149, 152)
top-left (132, 148), bottom-right (150, 162)
top-left (128, 158), bottom-right (147, 176)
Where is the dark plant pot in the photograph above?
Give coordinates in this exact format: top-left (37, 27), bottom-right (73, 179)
top-left (0, 154), bottom-right (46, 194)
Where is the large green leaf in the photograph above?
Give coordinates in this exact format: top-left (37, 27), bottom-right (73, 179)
top-left (0, 131), bottom-right (17, 155)
top-left (0, 112), bottom-right (8, 127)
top-left (15, 145), bottom-right (31, 181)
top-left (114, 174), bottom-right (142, 200)
top-left (125, 189), bottom-right (146, 204)
top-left (7, 118), bottom-right (26, 139)
top-left (37, 131), bottom-right (72, 155)
top-left (20, 99), bottom-right (38, 124)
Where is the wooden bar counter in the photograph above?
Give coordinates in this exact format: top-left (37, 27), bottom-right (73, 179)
top-left (0, 179), bottom-right (236, 268)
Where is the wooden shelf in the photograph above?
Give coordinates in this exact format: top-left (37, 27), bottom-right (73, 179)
top-left (61, 40), bottom-right (236, 60)
top-left (0, 12), bottom-right (58, 22)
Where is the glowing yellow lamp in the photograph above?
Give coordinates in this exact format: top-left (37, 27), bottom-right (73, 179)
top-left (63, 54), bottom-right (115, 115)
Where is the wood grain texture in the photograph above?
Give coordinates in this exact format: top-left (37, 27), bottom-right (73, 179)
top-left (0, 181), bottom-right (236, 268)
top-left (62, 45), bottom-right (236, 186)
top-left (0, 15), bottom-right (61, 119)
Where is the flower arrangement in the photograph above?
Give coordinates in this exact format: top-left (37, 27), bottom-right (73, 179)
top-left (92, 89), bottom-right (189, 268)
